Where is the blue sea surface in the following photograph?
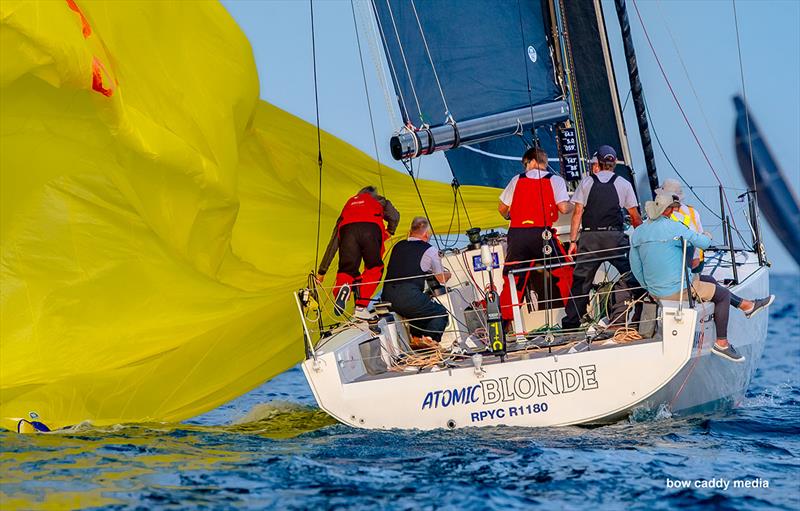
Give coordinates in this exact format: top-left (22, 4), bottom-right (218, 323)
top-left (1, 275), bottom-right (798, 510)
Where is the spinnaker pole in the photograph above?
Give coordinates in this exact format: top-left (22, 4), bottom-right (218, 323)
top-left (614, 0), bottom-right (658, 198)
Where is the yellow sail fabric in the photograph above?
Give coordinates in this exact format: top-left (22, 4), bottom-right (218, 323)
top-left (0, 0), bottom-right (505, 430)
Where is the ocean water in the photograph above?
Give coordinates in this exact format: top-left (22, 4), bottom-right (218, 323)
top-left (1, 276), bottom-right (798, 510)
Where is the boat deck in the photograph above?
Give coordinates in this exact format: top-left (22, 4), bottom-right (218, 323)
top-left (350, 332), bottom-right (662, 384)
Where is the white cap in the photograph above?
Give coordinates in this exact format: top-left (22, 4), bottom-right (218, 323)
top-left (655, 178), bottom-right (684, 201)
top-left (645, 191), bottom-right (681, 220)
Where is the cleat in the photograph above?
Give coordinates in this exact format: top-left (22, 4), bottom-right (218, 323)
top-left (712, 342), bottom-right (745, 363)
top-left (744, 295), bottom-right (775, 319)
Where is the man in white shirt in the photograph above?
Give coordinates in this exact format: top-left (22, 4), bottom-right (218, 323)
top-left (497, 147), bottom-right (573, 321)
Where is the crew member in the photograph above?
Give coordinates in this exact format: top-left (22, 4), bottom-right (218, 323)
top-left (562, 145), bottom-right (643, 333)
top-left (317, 185), bottom-right (399, 319)
top-left (498, 147), bottom-right (573, 322)
top-left (629, 192), bottom-right (774, 362)
top-left (657, 178), bottom-right (705, 272)
top-left (382, 217), bottom-right (451, 349)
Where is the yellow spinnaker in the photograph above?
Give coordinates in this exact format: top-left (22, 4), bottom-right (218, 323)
top-left (0, 0), bottom-right (504, 430)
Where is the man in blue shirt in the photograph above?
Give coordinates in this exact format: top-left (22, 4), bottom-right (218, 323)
top-left (630, 193), bottom-right (773, 362)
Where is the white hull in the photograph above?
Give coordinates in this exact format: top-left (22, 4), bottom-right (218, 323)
top-left (302, 251), bottom-right (769, 430)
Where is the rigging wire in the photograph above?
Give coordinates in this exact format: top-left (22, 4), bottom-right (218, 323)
top-left (405, 0), bottom-right (473, 227)
top-left (644, 100), bottom-right (721, 221)
top-left (517, 0), bottom-right (554, 326)
top-left (654, 0), bottom-right (734, 181)
top-left (630, 0), bottom-right (740, 232)
top-left (369, 0), bottom-right (410, 125)
top-left (516, 0), bottom-right (536, 139)
top-left (455, 180), bottom-right (473, 229)
top-left (440, 186), bottom-right (460, 250)
top-left (731, 0), bottom-right (758, 195)
top-left (310, 0), bottom-right (323, 271)
top-left (409, 0), bottom-right (450, 120)
top-left (402, 158), bottom-right (442, 250)
top-left (385, 0), bottom-right (425, 124)
top-left (621, 88), bottom-right (632, 114)
top-left (350, 0), bottom-right (385, 194)
top-left (645, 98), bottom-right (751, 247)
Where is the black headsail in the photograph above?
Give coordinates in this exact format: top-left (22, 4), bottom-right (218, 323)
top-left (371, 0), bottom-right (568, 187)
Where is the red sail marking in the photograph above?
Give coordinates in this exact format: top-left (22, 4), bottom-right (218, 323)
top-left (65, 0), bottom-right (91, 38)
top-left (91, 57), bottom-right (113, 97)
top-left (65, 0), bottom-right (114, 97)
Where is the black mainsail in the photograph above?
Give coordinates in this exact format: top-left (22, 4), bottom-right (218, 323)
top-left (371, 0), bottom-right (567, 187)
top-left (369, 0), bottom-right (643, 193)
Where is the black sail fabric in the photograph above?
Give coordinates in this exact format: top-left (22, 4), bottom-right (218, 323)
top-left (560, 0), bottom-right (637, 189)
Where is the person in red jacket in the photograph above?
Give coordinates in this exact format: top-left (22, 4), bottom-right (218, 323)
top-left (317, 186), bottom-right (400, 319)
top-left (498, 147), bottom-right (573, 324)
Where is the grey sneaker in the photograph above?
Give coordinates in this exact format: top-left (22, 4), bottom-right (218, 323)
top-left (712, 342), bottom-right (745, 363)
top-left (744, 295), bottom-right (775, 319)
top-left (353, 307), bottom-right (374, 321)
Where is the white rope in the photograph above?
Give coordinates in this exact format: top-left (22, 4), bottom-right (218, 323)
top-left (461, 145), bottom-right (521, 161)
top-left (384, 0), bottom-right (425, 123)
top-left (359, 0), bottom-right (404, 132)
top-left (409, 0), bottom-right (450, 119)
top-left (460, 144), bottom-right (562, 162)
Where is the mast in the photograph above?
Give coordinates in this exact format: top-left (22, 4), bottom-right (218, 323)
top-left (614, 0), bottom-right (659, 198)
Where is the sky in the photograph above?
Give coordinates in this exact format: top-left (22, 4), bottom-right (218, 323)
top-left (221, 0), bottom-right (799, 273)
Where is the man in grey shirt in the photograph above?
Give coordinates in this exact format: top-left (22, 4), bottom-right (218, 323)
top-left (562, 145), bottom-right (642, 334)
top-left (382, 217), bottom-right (451, 348)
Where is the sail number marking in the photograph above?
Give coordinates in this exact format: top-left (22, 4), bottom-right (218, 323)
top-left (470, 403), bottom-right (549, 423)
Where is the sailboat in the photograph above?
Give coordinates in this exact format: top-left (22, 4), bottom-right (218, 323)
top-left (298, 0), bottom-right (771, 429)
top-left (734, 95), bottom-right (800, 268)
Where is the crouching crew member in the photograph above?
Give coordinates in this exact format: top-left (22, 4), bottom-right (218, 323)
top-left (382, 217), bottom-right (451, 349)
top-left (498, 147), bottom-right (573, 322)
top-left (317, 186), bottom-right (399, 319)
top-left (629, 193), bottom-right (774, 362)
top-left (562, 145), bottom-right (643, 333)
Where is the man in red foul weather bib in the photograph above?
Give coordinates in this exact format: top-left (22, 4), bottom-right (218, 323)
top-left (317, 186), bottom-right (400, 319)
top-left (497, 147), bottom-right (573, 324)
